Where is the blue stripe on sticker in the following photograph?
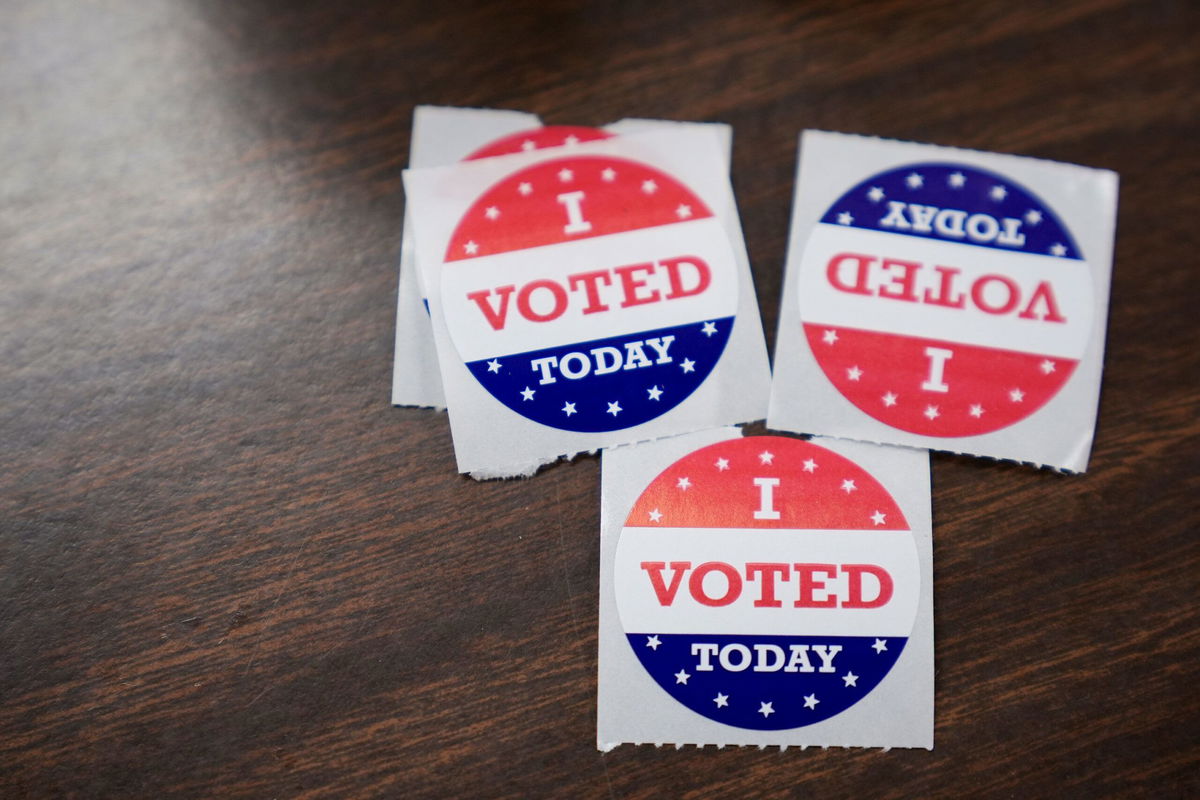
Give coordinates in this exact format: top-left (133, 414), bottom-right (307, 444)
top-left (820, 162), bottom-right (1083, 260)
top-left (465, 317), bottom-right (734, 432)
top-left (628, 633), bottom-right (907, 730)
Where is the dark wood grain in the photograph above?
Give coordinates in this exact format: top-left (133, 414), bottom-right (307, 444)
top-left (2, 0), bottom-right (1197, 797)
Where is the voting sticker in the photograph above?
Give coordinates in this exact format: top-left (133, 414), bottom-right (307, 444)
top-left (598, 429), bottom-right (933, 749)
top-left (405, 127), bottom-right (770, 477)
top-left (801, 162), bottom-right (1090, 436)
top-left (441, 155), bottom-right (736, 433)
top-left (391, 107), bottom-right (736, 413)
top-left (769, 132), bottom-right (1118, 471)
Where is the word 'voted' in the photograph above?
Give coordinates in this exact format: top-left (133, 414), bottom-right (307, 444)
top-left (826, 253), bottom-right (1066, 323)
top-left (466, 256), bottom-right (711, 330)
top-left (640, 561), bottom-right (894, 609)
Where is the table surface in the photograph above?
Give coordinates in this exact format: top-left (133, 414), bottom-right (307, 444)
top-left (3, 1), bottom-right (1198, 797)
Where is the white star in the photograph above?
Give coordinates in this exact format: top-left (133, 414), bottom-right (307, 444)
top-left (601, 167), bottom-right (616, 181)
top-left (969, 404), bottom-right (984, 418)
top-left (519, 386), bottom-right (535, 401)
top-left (648, 508), bottom-right (663, 523)
top-left (563, 134), bottom-right (579, 146)
top-left (837, 211), bottom-right (854, 225)
top-left (562, 401), bottom-right (576, 416)
top-left (680, 358), bottom-right (695, 373)
top-left (520, 139), bottom-right (537, 152)
top-left (758, 701), bottom-right (774, 718)
top-left (486, 359), bottom-right (502, 373)
top-left (1050, 242), bottom-right (1067, 257)
top-left (906, 172), bottom-right (924, 189)
top-left (715, 458), bottom-right (729, 471)
top-left (558, 168), bottom-right (573, 182)
top-left (882, 391), bottom-right (898, 407)
top-left (713, 693), bottom-right (729, 708)
top-left (676, 204), bottom-right (693, 219)
top-left (759, 450), bottom-right (774, 465)
top-left (872, 638), bottom-right (888, 653)
top-left (647, 385), bottom-right (663, 401)
top-left (948, 171), bottom-right (966, 188)
top-left (677, 476), bottom-right (692, 490)
top-left (924, 405), bottom-right (940, 420)
top-left (841, 478), bottom-right (857, 493)
top-left (842, 671), bottom-right (859, 687)
top-left (674, 669), bottom-right (690, 685)
top-left (847, 365), bottom-right (862, 381)
top-left (990, 184), bottom-right (1008, 201)
top-left (646, 635), bottom-right (661, 650)
top-left (464, 240), bottom-right (479, 255)
top-left (802, 458), bottom-right (817, 473)
top-left (871, 510), bottom-right (886, 526)
top-left (803, 694), bottom-right (819, 710)
top-left (822, 329), bottom-right (838, 345)
top-left (1040, 359), bottom-right (1056, 374)
top-left (1025, 209), bottom-right (1043, 226)
top-left (607, 401), bottom-right (623, 416)
top-left (484, 206), bottom-right (500, 220)
top-left (867, 186), bottom-right (885, 202)
top-left (517, 182), bottom-right (533, 196)
top-left (1009, 388), bottom-right (1025, 403)
top-left (641, 179), bottom-right (657, 194)
top-left (701, 321), bottom-right (717, 337)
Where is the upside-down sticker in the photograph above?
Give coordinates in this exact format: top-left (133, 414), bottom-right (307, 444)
top-left (769, 132), bottom-right (1118, 471)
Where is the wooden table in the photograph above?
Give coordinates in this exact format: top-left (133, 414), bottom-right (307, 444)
top-left (3, 1), bottom-right (1197, 796)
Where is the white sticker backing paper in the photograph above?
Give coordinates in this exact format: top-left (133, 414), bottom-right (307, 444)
top-left (768, 131), bottom-right (1118, 472)
top-left (403, 127), bottom-right (770, 477)
top-left (392, 106), bottom-right (540, 409)
top-left (598, 428), bottom-right (933, 750)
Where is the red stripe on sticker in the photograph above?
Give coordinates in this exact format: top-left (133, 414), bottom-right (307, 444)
top-left (444, 156), bottom-right (713, 262)
top-left (804, 323), bottom-right (1077, 437)
top-left (625, 437), bottom-right (907, 531)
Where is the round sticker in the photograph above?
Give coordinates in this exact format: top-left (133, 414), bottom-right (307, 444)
top-left (798, 162), bottom-right (1093, 437)
top-left (440, 153), bottom-right (737, 433)
top-left (614, 436), bottom-right (919, 730)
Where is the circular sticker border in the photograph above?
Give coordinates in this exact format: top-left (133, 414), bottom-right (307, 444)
top-left (441, 153), bottom-right (738, 433)
top-left (799, 160), bottom-right (1092, 438)
top-left (614, 435), bottom-right (919, 731)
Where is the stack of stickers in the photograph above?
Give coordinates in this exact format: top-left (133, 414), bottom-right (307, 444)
top-left (396, 107), bottom-right (1119, 750)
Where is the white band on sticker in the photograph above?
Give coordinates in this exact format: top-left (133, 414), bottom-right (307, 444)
top-left (442, 218), bottom-right (737, 361)
top-left (798, 224), bottom-right (1093, 359)
top-left (615, 528), bottom-right (919, 637)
